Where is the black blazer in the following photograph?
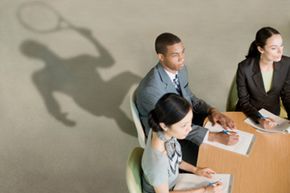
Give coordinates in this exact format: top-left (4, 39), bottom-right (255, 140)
top-left (236, 56), bottom-right (290, 122)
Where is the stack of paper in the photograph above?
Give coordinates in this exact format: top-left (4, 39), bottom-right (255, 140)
top-left (174, 173), bottom-right (233, 193)
top-left (244, 108), bottom-right (290, 134)
top-left (203, 122), bottom-right (255, 156)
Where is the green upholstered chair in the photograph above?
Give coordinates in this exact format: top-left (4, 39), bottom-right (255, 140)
top-left (226, 75), bottom-right (287, 118)
top-left (226, 75), bottom-right (238, 111)
top-left (126, 147), bottom-right (144, 193)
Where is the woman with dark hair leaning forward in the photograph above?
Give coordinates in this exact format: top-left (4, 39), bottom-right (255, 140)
top-left (141, 93), bottom-right (222, 193)
top-left (236, 26), bottom-right (290, 129)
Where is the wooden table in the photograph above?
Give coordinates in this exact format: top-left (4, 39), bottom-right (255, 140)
top-left (197, 112), bottom-right (290, 193)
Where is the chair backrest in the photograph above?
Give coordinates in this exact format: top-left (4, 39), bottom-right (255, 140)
top-left (130, 88), bottom-right (146, 148)
top-left (126, 147), bottom-right (144, 193)
top-left (226, 75), bottom-right (287, 117)
top-left (226, 75), bottom-right (238, 111)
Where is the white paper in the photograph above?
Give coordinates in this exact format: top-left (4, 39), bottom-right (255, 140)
top-left (174, 173), bottom-right (232, 193)
top-left (244, 108), bottom-right (290, 134)
top-left (203, 122), bottom-right (255, 156)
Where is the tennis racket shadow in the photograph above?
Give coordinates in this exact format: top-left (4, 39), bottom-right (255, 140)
top-left (18, 2), bottom-right (140, 137)
top-left (17, 1), bottom-right (76, 33)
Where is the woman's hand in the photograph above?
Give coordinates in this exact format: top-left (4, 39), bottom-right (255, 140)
top-left (259, 117), bottom-right (277, 129)
top-left (204, 181), bottom-right (223, 193)
top-left (195, 167), bottom-right (215, 178)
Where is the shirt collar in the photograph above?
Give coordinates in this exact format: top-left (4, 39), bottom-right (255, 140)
top-left (164, 69), bottom-right (178, 82)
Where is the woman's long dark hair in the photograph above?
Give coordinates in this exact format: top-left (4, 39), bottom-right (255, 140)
top-left (246, 27), bottom-right (280, 59)
top-left (148, 93), bottom-right (191, 132)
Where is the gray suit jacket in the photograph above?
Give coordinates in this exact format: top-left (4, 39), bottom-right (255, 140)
top-left (135, 63), bottom-right (211, 145)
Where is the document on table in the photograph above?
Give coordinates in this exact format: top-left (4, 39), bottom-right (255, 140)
top-left (203, 122), bottom-right (255, 156)
top-left (174, 173), bottom-right (233, 193)
top-left (244, 108), bottom-right (290, 134)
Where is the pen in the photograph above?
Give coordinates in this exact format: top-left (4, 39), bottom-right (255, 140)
top-left (258, 114), bottom-right (279, 126)
top-left (222, 130), bottom-right (230, 135)
top-left (260, 115), bottom-right (268, 119)
top-left (258, 114), bottom-right (268, 120)
top-left (208, 180), bottom-right (220, 186)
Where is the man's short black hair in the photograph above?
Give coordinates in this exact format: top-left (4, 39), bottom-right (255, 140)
top-left (155, 32), bottom-right (181, 54)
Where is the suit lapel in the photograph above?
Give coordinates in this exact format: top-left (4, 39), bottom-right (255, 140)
top-left (251, 58), bottom-right (266, 94)
top-left (251, 58), bottom-right (283, 94)
top-left (157, 63), bottom-right (177, 92)
top-left (268, 61), bottom-right (281, 94)
top-left (177, 67), bottom-right (187, 96)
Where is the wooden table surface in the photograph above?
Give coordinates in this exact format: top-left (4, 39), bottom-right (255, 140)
top-left (197, 112), bottom-right (290, 193)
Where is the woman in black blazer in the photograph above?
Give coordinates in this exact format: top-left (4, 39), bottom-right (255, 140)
top-left (236, 27), bottom-right (290, 129)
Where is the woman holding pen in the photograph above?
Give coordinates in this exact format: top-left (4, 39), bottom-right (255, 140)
top-left (236, 26), bottom-right (290, 129)
top-left (141, 93), bottom-right (222, 193)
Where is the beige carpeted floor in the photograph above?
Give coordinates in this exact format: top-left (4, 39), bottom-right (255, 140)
top-left (1, 0), bottom-right (290, 192)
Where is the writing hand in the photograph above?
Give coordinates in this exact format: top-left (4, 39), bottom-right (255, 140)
top-left (208, 130), bottom-right (239, 145)
top-left (204, 181), bottom-right (223, 193)
top-left (259, 117), bottom-right (278, 129)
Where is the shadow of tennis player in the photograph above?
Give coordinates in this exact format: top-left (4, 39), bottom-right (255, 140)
top-left (20, 27), bottom-right (141, 137)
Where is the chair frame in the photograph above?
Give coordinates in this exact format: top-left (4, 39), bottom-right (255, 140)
top-left (129, 88), bottom-right (146, 148)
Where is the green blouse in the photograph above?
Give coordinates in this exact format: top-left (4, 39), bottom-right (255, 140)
top-left (261, 70), bottom-right (273, 92)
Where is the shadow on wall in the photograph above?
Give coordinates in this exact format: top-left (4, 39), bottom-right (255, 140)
top-left (19, 27), bottom-right (141, 137)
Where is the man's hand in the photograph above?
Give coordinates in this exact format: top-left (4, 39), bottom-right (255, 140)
top-left (208, 108), bottom-right (236, 129)
top-left (208, 131), bottom-right (239, 145)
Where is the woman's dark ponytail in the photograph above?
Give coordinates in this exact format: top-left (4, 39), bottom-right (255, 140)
top-left (246, 41), bottom-right (259, 59)
top-left (148, 110), bottom-right (163, 132)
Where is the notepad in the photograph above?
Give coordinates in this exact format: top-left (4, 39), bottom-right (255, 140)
top-left (244, 108), bottom-right (290, 134)
top-left (203, 122), bottom-right (255, 156)
top-left (174, 173), bottom-right (233, 193)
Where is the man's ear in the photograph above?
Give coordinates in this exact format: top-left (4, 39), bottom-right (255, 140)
top-left (159, 122), bottom-right (167, 131)
top-left (158, 53), bottom-right (164, 62)
top-left (257, 46), bottom-right (264, 54)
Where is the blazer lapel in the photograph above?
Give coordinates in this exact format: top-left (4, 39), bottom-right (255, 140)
top-left (157, 63), bottom-right (177, 92)
top-left (177, 67), bottom-right (187, 96)
top-left (268, 61), bottom-right (281, 94)
top-left (251, 59), bottom-right (266, 94)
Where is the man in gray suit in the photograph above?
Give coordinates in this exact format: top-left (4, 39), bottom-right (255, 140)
top-left (135, 32), bottom-right (239, 164)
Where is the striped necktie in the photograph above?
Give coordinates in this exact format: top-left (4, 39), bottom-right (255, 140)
top-left (173, 74), bottom-right (181, 95)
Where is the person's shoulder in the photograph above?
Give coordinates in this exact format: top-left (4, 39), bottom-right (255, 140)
top-left (142, 64), bottom-right (160, 81)
top-left (136, 66), bottom-right (156, 87)
top-left (282, 55), bottom-right (290, 59)
top-left (238, 57), bottom-right (256, 69)
top-left (281, 55), bottom-right (290, 63)
top-left (277, 56), bottom-right (290, 71)
top-left (238, 57), bottom-right (255, 65)
top-left (179, 65), bottom-right (188, 75)
top-left (151, 134), bottom-right (166, 154)
top-left (135, 64), bottom-right (163, 98)
top-left (143, 142), bottom-right (167, 169)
